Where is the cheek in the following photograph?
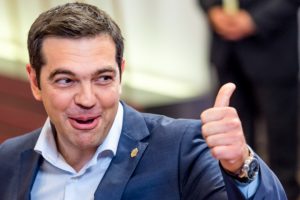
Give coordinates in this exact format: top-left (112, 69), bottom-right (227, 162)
top-left (43, 90), bottom-right (74, 113)
top-left (98, 87), bottom-right (121, 107)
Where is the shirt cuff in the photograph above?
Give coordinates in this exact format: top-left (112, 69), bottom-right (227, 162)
top-left (234, 171), bottom-right (260, 198)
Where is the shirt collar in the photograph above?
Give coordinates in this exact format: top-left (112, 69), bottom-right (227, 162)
top-left (34, 102), bottom-right (124, 169)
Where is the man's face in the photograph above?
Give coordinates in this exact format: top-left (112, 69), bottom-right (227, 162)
top-left (27, 35), bottom-right (124, 152)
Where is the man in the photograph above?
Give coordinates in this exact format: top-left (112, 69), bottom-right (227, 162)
top-left (0, 2), bottom-right (286, 199)
top-left (198, 0), bottom-right (299, 198)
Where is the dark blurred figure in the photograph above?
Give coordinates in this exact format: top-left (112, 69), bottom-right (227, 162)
top-left (198, 0), bottom-right (299, 198)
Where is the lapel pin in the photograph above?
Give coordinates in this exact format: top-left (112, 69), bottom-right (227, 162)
top-left (131, 148), bottom-right (138, 158)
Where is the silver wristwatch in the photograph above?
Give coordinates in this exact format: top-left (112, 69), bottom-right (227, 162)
top-left (235, 148), bottom-right (259, 183)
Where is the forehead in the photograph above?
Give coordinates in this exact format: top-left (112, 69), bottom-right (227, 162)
top-left (40, 35), bottom-right (118, 75)
top-left (42, 34), bottom-right (116, 59)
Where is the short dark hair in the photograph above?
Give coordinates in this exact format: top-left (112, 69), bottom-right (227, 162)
top-left (27, 2), bottom-right (124, 86)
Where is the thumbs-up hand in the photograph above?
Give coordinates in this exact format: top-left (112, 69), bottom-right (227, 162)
top-left (201, 83), bottom-right (248, 173)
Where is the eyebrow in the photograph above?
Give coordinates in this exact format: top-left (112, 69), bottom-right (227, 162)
top-left (48, 69), bottom-right (75, 81)
top-left (48, 66), bottom-right (117, 81)
top-left (93, 67), bottom-right (117, 77)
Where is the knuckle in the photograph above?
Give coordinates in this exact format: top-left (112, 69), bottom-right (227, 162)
top-left (211, 147), bottom-right (222, 159)
top-left (210, 148), bottom-right (218, 158)
top-left (200, 111), bottom-right (206, 119)
top-left (201, 124), bottom-right (209, 135)
top-left (206, 136), bottom-right (213, 147)
top-left (200, 110), bottom-right (209, 123)
top-left (227, 107), bottom-right (238, 115)
top-left (226, 118), bottom-right (241, 129)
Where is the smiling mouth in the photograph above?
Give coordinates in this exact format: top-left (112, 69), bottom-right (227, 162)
top-left (69, 116), bottom-right (100, 130)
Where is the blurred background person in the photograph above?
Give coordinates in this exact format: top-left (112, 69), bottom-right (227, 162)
top-left (198, 0), bottom-right (299, 199)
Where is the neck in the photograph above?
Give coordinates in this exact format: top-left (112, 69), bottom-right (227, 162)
top-left (52, 126), bottom-right (97, 172)
top-left (58, 142), bottom-right (97, 172)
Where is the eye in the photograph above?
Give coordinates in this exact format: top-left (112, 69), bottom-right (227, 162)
top-left (54, 77), bottom-right (75, 87)
top-left (95, 75), bottom-right (113, 85)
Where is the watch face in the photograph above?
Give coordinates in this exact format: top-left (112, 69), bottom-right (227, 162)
top-left (248, 158), bottom-right (259, 179)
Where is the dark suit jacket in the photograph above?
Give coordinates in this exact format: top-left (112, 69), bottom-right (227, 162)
top-left (198, 0), bottom-right (299, 85)
top-left (0, 103), bottom-right (286, 199)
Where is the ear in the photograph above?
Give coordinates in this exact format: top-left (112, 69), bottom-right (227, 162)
top-left (121, 59), bottom-right (125, 73)
top-left (26, 64), bottom-right (42, 101)
top-left (119, 59), bottom-right (125, 94)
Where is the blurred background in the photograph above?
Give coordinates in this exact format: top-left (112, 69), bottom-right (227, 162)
top-left (0, 0), bottom-right (215, 141)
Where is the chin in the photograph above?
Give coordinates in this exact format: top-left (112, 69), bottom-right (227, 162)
top-left (74, 133), bottom-right (102, 149)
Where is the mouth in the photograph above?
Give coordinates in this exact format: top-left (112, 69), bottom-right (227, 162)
top-left (74, 118), bottom-right (95, 124)
top-left (68, 115), bottom-right (100, 130)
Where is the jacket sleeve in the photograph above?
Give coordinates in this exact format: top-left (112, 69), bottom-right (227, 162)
top-left (221, 156), bottom-right (287, 200)
top-left (179, 120), bottom-right (287, 199)
top-left (197, 0), bottom-right (222, 13)
top-left (245, 0), bottom-right (299, 38)
top-left (179, 121), bottom-right (229, 199)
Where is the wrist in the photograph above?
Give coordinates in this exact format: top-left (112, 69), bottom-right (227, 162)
top-left (225, 147), bottom-right (259, 183)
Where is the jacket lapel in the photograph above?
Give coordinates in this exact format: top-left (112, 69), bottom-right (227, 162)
top-left (17, 150), bottom-right (42, 200)
top-left (94, 103), bottom-right (150, 200)
top-left (17, 145), bottom-right (42, 200)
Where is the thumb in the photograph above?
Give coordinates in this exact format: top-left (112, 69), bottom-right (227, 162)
top-left (214, 83), bottom-right (236, 107)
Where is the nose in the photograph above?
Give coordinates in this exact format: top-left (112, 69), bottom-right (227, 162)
top-left (74, 83), bottom-right (96, 109)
